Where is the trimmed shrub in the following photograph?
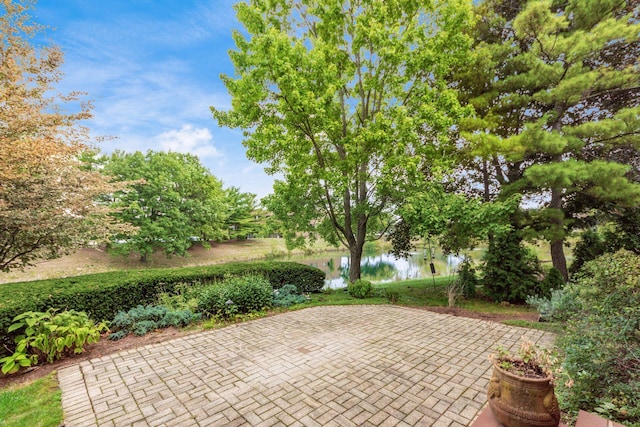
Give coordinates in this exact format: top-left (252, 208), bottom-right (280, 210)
top-left (272, 284), bottom-right (307, 308)
top-left (197, 275), bottom-right (273, 319)
top-left (0, 261), bottom-right (324, 355)
top-left (348, 279), bottom-right (372, 299)
top-left (556, 250), bottom-right (640, 425)
top-left (255, 263), bottom-right (325, 293)
top-left (108, 305), bottom-right (200, 340)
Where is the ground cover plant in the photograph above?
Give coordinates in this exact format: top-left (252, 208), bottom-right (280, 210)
top-left (526, 288), bottom-right (579, 323)
top-left (108, 305), bottom-right (201, 341)
top-left (272, 284), bottom-right (307, 308)
top-left (0, 310), bottom-right (107, 374)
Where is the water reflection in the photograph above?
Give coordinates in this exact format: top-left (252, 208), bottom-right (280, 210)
top-left (283, 249), bottom-right (482, 289)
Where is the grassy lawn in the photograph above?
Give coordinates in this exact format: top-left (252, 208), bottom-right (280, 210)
top-left (307, 276), bottom-right (539, 315)
top-left (303, 277), bottom-right (563, 335)
top-left (0, 238), bottom-right (337, 284)
top-left (0, 374), bottom-right (62, 427)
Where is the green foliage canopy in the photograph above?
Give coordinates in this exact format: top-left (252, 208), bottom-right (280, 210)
top-left (102, 150), bottom-right (228, 260)
top-left (456, 0), bottom-right (640, 279)
top-left (224, 186), bottom-right (260, 239)
top-left (213, 0), bottom-right (474, 282)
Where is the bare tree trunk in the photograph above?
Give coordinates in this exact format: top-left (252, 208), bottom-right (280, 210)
top-left (550, 186), bottom-right (568, 281)
top-left (550, 239), bottom-right (567, 281)
top-left (348, 243), bottom-right (363, 284)
top-left (348, 213), bottom-right (368, 283)
top-left (482, 159), bottom-right (491, 203)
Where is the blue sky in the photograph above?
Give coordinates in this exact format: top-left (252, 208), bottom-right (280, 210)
top-left (34, 0), bottom-right (276, 198)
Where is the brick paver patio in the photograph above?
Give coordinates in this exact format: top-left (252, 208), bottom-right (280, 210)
top-left (58, 305), bottom-right (555, 426)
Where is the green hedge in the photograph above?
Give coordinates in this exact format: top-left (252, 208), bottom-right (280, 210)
top-left (0, 262), bottom-right (325, 355)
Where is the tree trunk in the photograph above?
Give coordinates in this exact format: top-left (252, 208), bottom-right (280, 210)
top-left (482, 159), bottom-right (491, 203)
top-left (550, 239), bottom-right (568, 282)
top-left (483, 160), bottom-right (495, 247)
top-left (348, 241), bottom-right (364, 284)
top-left (549, 186), bottom-right (568, 281)
top-left (140, 252), bottom-right (148, 263)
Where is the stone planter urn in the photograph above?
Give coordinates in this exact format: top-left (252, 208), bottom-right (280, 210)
top-left (487, 359), bottom-right (561, 427)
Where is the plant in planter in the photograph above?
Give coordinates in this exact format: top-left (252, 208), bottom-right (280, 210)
top-left (487, 340), bottom-right (561, 427)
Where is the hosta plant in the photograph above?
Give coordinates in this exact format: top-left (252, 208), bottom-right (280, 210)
top-left (0, 309), bottom-right (108, 374)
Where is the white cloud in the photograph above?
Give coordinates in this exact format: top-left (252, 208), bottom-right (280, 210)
top-left (157, 124), bottom-right (221, 158)
top-left (37, 0), bottom-right (274, 198)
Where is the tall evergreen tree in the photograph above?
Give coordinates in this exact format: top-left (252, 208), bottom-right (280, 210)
top-left (457, 0), bottom-right (640, 280)
top-left (224, 187), bottom-right (259, 240)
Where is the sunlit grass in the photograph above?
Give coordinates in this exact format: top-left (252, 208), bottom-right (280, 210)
top-left (0, 373), bottom-right (62, 427)
top-left (305, 276), bottom-right (540, 318)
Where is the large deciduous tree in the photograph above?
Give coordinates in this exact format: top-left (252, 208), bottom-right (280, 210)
top-left (0, 0), bottom-right (128, 271)
top-left (102, 151), bottom-right (228, 262)
top-left (213, 0), bottom-right (474, 282)
top-left (457, 0), bottom-right (640, 280)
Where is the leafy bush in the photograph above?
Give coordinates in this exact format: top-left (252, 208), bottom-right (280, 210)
top-left (556, 250), bottom-right (640, 425)
top-left (0, 261), bottom-right (324, 356)
top-left (539, 267), bottom-right (564, 297)
top-left (385, 289), bottom-right (400, 304)
top-left (569, 224), bottom-right (640, 276)
top-left (569, 229), bottom-right (608, 275)
top-left (481, 231), bottom-right (543, 303)
top-left (272, 284), bottom-right (307, 307)
top-left (197, 275), bottom-right (273, 319)
top-left (348, 279), bottom-right (372, 299)
top-left (455, 256), bottom-right (478, 298)
top-left (525, 287), bottom-right (579, 322)
top-left (0, 309), bottom-right (107, 374)
top-left (156, 282), bottom-right (201, 312)
top-left (108, 305), bottom-right (200, 340)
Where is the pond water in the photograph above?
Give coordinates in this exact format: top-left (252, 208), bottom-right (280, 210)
top-left (278, 247), bottom-right (485, 289)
